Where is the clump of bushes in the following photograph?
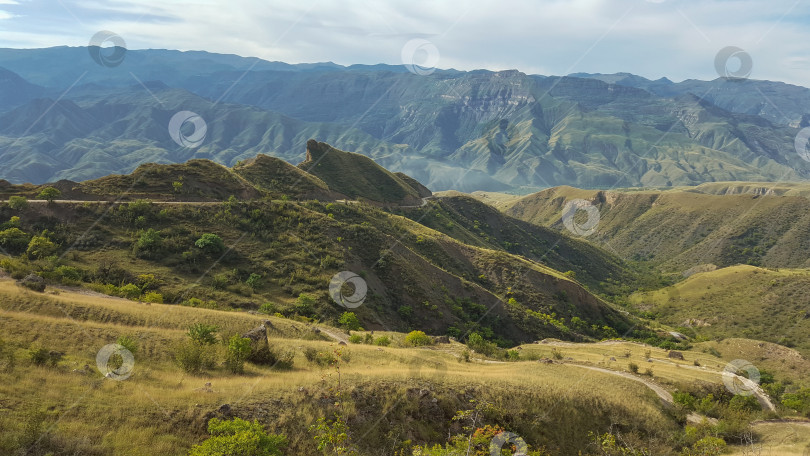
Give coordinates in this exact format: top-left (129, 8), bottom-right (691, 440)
top-left (404, 330), bottom-right (433, 347)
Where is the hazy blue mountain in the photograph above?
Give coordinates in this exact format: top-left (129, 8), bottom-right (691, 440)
top-left (1, 47), bottom-right (809, 190)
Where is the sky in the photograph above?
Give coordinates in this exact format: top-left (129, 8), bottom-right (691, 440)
top-left (1, 0), bottom-right (810, 86)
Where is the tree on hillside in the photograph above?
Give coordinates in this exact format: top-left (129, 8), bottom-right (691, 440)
top-left (0, 227), bottom-right (30, 255)
top-left (37, 187), bottom-right (61, 203)
top-left (195, 233), bottom-right (225, 255)
top-left (8, 196), bottom-right (28, 210)
top-left (26, 234), bottom-right (57, 259)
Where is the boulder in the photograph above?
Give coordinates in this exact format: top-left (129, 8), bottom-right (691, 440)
top-left (668, 350), bottom-right (685, 360)
top-left (19, 274), bottom-right (46, 292)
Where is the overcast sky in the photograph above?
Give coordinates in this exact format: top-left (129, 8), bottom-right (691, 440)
top-left (1, 0), bottom-right (810, 86)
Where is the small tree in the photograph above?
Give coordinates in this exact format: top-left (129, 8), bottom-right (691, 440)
top-left (37, 187), bottom-right (61, 203)
top-left (0, 227), bottom-right (30, 254)
top-left (134, 228), bottom-right (162, 257)
top-left (187, 323), bottom-right (219, 345)
top-left (195, 233), bottom-right (225, 255)
top-left (338, 312), bottom-right (362, 331)
top-left (8, 196), bottom-right (28, 210)
top-left (189, 418), bottom-right (287, 456)
top-left (26, 235), bottom-right (57, 259)
top-left (225, 335), bottom-right (252, 374)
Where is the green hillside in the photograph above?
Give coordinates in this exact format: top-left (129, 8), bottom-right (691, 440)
top-left (630, 265), bottom-right (810, 356)
top-left (501, 185), bottom-right (810, 271)
top-left (299, 140), bottom-right (426, 206)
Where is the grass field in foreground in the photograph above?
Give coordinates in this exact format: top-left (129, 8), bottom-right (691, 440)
top-left (0, 277), bottom-right (806, 454)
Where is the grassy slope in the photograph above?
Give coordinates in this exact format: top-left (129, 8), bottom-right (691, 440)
top-left (0, 192), bottom-right (635, 346)
top-left (630, 265), bottom-right (810, 356)
top-left (0, 278), bottom-right (781, 455)
top-left (396, 194), bottom-right (653, 297)
top-left (298, 140), bottom-right (422, 205)
top-left (501, 185), bottom-right (810, 271)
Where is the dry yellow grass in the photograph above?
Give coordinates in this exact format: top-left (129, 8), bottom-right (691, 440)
top-left (0, 277), bottom-right (778, 455)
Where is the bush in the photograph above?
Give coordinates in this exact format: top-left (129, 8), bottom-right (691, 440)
top-left (628, 362), bottom-right (639, 373)
top-left (8, 196), bottom-right (28, 210)
top-left (404, 330), bottom-right (433, 347)
top-left (304, 347), bottom-right (336, 367)
top-left (195, 233), bottom-right (225, 255)
top-left (225, 336), bottom-right (251, 374)
top-left (134, 228), bottom-right (162, 257)
top-left (141, 292), bottom-right (164, 303)
top-left (0, 227), bottom-right (30, 254)
top-left (26, 235), bottom-right (57, 259)
top-left (119, 283), bottom-right (142, 299)
top-left (189, 417), bottom-right (287, 456)
top-left (188, 323), bottom-right (219, 345)
top-left (373, 335), bottom-right (391, 346)
top-left (116, 336), bottom-right (138, 355)
top-left (338, 312), bottom-right (362, 331)
top-left (466, 333), bottom-right (497, 356)
top-left (258, 302), bottom-right (277, 315)
top-left (29, 347), bottom-right (61, 367)
top-left (175, 340), bottom-right (214, 374)
top-left (348, 334), bottom-right (364, 344)
top-left (19, 273), bottom-right (46, 292)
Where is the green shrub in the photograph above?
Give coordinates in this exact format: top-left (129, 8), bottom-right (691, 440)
top-left (338, 312), bottom-right (362, 331)
top-left (364, 333), bottom-right (373, 344)
top-left (195, 233), bottom-right (225, 255)
top-left (404, 330), bottom-right (433, 347)
top-left (174, 340), bottom-right (214, 374)
top-left (134, 228), bottom-right (162, 257)
top-left (373, 336), bottom-right (391, 347)
top-left (466, 333), bottom-right (496, 356)
top-left (116, 336), bottom-right (138, 355)
top-left (628, 362), bottom-right (639, 373)
top-left (141, 292), bottom-right (164, 303)
top-left (187, 323), bottom-right (219, 345)
top-left (348, 334), bottom-right (363, 344)
top-left (258, 302), bottom-right (277, 315)
top-left (8, 196), bottom-right (28, 210)
top-left (29, 347), bottom-right (61, 367)
top-left (26, 235), bottom-right (56, 259)
top-left (0, 227), bottom-right (30, 254)
top-left (225, 336), bottom-right (251, 374)
top-left (304, 347), bottom-right (336, 367)
top-left (245, 273), bottom-right (262, 290)
top-left (119, 283), bottom-right (141, 299)
top-left (189, 417), bottom-right (287, 456)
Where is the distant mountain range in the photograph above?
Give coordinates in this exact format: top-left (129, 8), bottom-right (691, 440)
top-left (1, 47), bottom-right (810, 191)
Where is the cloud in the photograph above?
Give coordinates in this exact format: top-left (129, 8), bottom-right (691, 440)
top-left (1, 0), bottom-right (810, 87)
